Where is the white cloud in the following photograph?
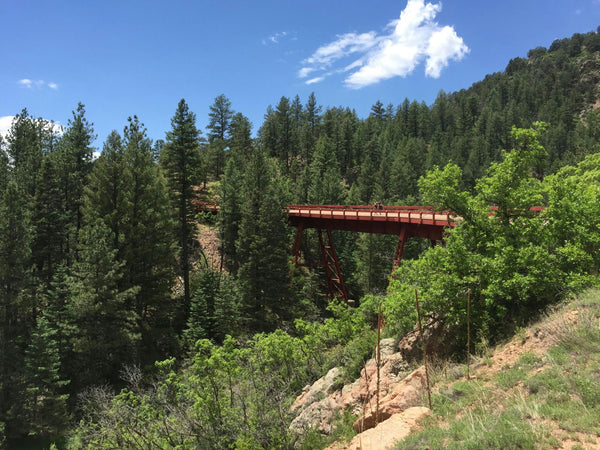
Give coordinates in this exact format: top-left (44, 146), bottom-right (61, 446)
top-left (425, 26), bottom-right (469, 78)
top-left (299, 0), bottom-right (469, 88)
top-left (306, 76), bottom-right (326, 85)
top-left (299, 32), bottom-right (378, 75)
top-left (0, 116), bottom-right (63, 140)
top-left (263, 31), bottom-right (290, 45)
top-left (298, 67), bottom-right (316, 78)
top-left (19, 79), bottom-right (34, 88)
top-left (0, 116), bottom-right (15, 138)
top-left (18, 78), bottom-right (58, 90)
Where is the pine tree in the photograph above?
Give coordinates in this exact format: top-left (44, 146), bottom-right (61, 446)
top-left (82, 130), bottom-right (126, 250)
top-left (206, 94), bottom-right (234, 177)
top-left (82, 121), bottom-right (177, 362)
top-left (66, 219), bottom-right (139, 388)
top-left (23, 313), bottom-right (70, 437)
top-left (0, 137), bottom-right (8, 193)
top-left (120, 117), bottom-right (177, 352)
top-left (218, 160), bottom-right (243, 276)
top-left (56, 103), bottom-right (96, 261)
top-left (32, 155), bottom-right (68, 289)
top-left (353, 233), bottom-right (395, 296)
top-left (236, 149), bottom-right (290, 331)
top-left (6, 110), bottom-right (60, 201)
top-left (300, 92), bottom-right (321, 167)
top-left (229, 112), bottom-right (253, 160)
top-left (218, 113), bottom-right (253, 275)
top-left (5, 110), bottom-right (42, 199)
top-left (260, 97), bottom-right (298, 174)
top-left (161, 100), bottom-right (202, 311)
top-left (307, 135), bottom-right (346, 204)
top-left (0, 182), bottom-right (34, 437)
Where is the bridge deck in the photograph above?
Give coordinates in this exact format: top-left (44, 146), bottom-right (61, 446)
top-left (287, 205), bottom-right (455, 239)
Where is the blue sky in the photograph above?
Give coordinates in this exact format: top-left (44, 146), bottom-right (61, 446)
top-left (1, 0), bottom-right (599, 147)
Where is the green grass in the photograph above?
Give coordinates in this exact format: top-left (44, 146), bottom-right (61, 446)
top-left (392, 287), bottom-right (600, 449)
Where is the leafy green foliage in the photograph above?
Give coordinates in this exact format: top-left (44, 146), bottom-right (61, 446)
top-left (384, 123), bottom-right (600, 348)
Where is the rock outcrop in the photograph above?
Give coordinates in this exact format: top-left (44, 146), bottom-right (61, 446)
top-left (397, 315), bottom-right (455, 362)
top-left (352, 366), bottom-right (427, 433)
top-left (290, 338), bottom-right (428, 440)
top-left (327, 407), bottom-right (431, 450)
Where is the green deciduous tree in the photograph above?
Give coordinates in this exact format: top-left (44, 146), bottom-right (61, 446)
top-left (384, 123), bottom-right (590, 349)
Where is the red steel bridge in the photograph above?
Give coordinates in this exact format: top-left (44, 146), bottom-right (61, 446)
top-left (197, 202), bottom-right (455, 302)
top-left (288, 205), bottom-right (455, 301)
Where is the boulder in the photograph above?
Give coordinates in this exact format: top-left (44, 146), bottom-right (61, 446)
top-left (289, 395), bottom-right (340, 434)
top-left (327, 407), bottom-right (431, 450)
top-left (290, 338), bottom-right (417, 435)
top-left (353, 366), bottom-right (427, 433)
top-left (291, 367), bottom-right (343, 411)
top-left (397, 315), bottom-right (456, 362)
top-left (338, 349), bottom-right (411, 418)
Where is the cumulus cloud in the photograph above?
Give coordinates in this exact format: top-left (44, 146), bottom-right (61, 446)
top-left (299, 0), bottom-right (468, 88)
top-left (425, 26), bottom-right (469, 78)
top-left (18, 78), bottom-right (58, 90)
top-left (0, 115), bottom-right (63, 140)
top-left (0, 116), bottom-right (15, 138)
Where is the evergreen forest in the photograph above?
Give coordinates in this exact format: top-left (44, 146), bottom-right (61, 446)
top-left (2, 29), bottom-right (600, 448)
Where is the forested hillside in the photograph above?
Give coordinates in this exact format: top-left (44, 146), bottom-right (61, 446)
top-left (1, 29), bottom-right (600, 448)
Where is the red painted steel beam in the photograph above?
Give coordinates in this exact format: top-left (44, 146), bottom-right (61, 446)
top-left (287, 205), bottom-right (454, 240)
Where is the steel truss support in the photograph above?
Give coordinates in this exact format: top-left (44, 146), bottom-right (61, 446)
top-left (291, 222), bottom-right (305, 266)
top-left (393, 225), bottom-right (408, 269)
top-left (317, 228), bottom-right (348, 302)
top-left (291, 225), bottom-right (349, 302)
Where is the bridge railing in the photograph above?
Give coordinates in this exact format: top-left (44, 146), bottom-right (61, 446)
top-left (287, 204), bottom-right (456, 227)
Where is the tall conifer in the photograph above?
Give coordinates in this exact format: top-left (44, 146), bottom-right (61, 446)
top-left (161, 100), bottom-right (202, 313)
top-left (236, 149), bottom-right (290, 330)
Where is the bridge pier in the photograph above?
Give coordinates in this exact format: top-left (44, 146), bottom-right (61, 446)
top-left (291, 226), bottom-right (349, 302)
top-left (392, 226), bottom-right (408, 268)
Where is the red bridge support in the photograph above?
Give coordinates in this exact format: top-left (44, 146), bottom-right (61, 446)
top-left (291, 226), bottom-right (349, 302)
top-left (318, 229), bottom-right (348, 301)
